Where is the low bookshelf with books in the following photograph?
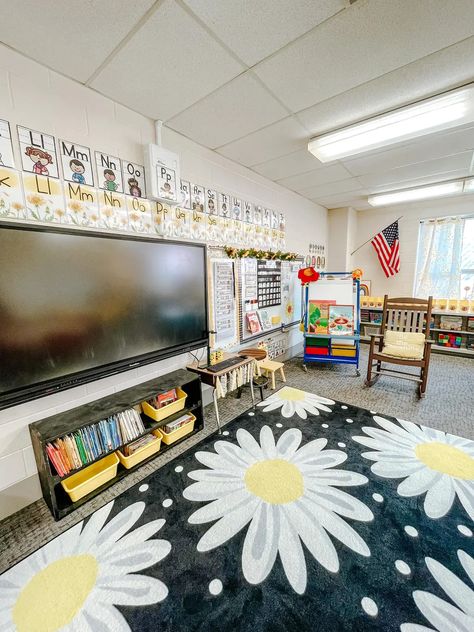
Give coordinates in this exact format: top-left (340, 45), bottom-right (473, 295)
top-left (30, 369), bottom-right (203, 520)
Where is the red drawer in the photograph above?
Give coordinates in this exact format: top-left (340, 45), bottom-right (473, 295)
top-left (306, 346), bottom-right (329, 356)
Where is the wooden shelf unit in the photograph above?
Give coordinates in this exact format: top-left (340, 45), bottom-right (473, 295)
top-left (360, 307), bottom-right (474, 357)
top-left (30, 369), bottom-right (204, 520)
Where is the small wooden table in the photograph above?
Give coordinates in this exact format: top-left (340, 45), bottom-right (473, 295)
top-left (187, 355), bottom-right (256, 432)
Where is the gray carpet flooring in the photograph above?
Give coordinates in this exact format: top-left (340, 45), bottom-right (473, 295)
top-left (0, 347), bottom-right (471, 574)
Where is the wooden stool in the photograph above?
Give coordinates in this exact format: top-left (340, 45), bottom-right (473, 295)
top-left (258, 359), bottom-right (286, 389)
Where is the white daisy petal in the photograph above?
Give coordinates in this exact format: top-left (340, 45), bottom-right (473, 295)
top-left (100, 541), bottom-right (171, 574)
top-left (308, 469), bottom-right (368, 487)
top-left (282, 400), bottom-right (297, 418)
top-left (260, 426), bottom-right (277, 458)
top-left (458, 551), bottom-right (474, 589)
top-left (455, 482), bottom-right (474, 522)
top-left (371, 461), bottom-right (424, 478)
top-left (81, 603), bottom-right (131, 632)
top-left (361, 450), bottom-right (418, 463)
top-left (423, 476), bottom-right (456, 519)
top-left (413, 590), bottom-right (473, 632)
top-left (306, 394), bottom-right (335, 405)
top-left (108, 519), bottom-right (166, 549)
top-left (242, 503), bottom-right (279, 585)
top-left (300, 450), bottom-right (347, 471)
top-left (353, 434), bottom-right (414, 453)
top-left (236, 428), bottom-right (265, 461)
top-left (315, 504), bottom-right (371, 557)
top-left (197, 497), bottom-right (260, 552)
top-left (397, 469), bottom-right (441, 497)
top-left (426, 556), bottom-right (474, 616)
top-left (309, 487), bottom-right (374, 521)
top-left (188, 488), bottom-right (252, 524)
top-left (373, 416), bottom-right (417, 442)
top-left (78, 501), bottom-right (115, 552)
top-left (187, 468), bottom-right (241, 482)
top-left (276, 429), bottom-right (302, 459)
top-left (291, 438), bottom-right (328, 464)
top-left (278, 509), bottom-right (307, 594)
top-left (195, 450), bottom-right (245, 474)
top-left (92, 502), bottom-right (145, 552)
top-left (96, 574), bottom-right (168, 605)
top-left (214, 441), bottom-right (252, 468)
top-left (259, 400), bottom-right (286, 413)
top-left (183, 480), bottom-right (243, 501)
top-left (400, 625), bottom-right (435, 632)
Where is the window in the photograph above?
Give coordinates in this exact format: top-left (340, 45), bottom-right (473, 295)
top-left (414, 215), bottom-right (474, 299)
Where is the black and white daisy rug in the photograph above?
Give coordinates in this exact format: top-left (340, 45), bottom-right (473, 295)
top-left (1, 386), bottom-right (473, 631)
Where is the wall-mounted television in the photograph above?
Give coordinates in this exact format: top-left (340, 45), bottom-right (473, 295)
top-left (0, 224), bottom-right (208, 409)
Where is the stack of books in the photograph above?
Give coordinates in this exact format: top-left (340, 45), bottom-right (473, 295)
top-left (162, 412), bottom-right (193, 434)
top-left (46, 408), bottom-right (145, 477)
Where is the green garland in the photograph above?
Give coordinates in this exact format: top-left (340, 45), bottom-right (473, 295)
top-left (224, 246), bottom-right (299, 261)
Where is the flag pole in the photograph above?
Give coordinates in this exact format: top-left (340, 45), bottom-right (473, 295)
top-left (350, 215), bottom-right (403, 256)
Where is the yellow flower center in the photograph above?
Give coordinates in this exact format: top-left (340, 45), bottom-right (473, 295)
top-left (415, 442), bottom-right (474, 480)
top-left (245, 459), bottom-right (304, 504)
top-left (13, 554), bottom-right (98, 632)
top-left (277, 386), bottom-right (306, 402)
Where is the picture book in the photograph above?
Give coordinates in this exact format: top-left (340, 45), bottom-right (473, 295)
top-left (468, 317), bottom-right (474, 331)
top-left (369, 311), bottom-right (382, 325)
top-left (246, 311), bottom-right (262, 334)
top-left (259, 310), bottom-right (272, 330)
top-left (439, 315), bottom-right (463, 331)
top-left (157, 389), bottom-right (178, 408)
top-left (308, 300), bottom-right (336, 334)
top-left (328, 305), bottom-right (354, 336)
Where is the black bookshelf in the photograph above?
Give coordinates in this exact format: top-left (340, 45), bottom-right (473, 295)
top-left (30, 369), bottom-right (204, 520)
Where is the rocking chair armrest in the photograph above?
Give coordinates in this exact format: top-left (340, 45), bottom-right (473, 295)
top-left (367, 333), bottom-right (384, 338)
top-left (424, 339), bottom-right (435, 345)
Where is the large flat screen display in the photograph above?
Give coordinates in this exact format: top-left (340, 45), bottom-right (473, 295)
top-left (0, 224), bottom-right (207, 408)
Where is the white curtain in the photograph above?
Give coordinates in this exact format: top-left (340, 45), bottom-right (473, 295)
top-left (414, 217), bottom-right (465, 298)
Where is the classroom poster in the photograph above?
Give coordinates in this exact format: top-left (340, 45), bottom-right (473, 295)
top-left (63, 181), bottom-right (100, 227)
top-left (279, 212), bottom-right (286, 231)
top-left (18, 126), bottom-right (59, 178)
top-left (254, 205), bottom-right (262, 225)
top-left (233, 218), bottom-right (243, 244)
top-left (151, 200), bottom-right (172, 237)
top-left (243, 200), bottom-right (253, 223)
top-left (180, 180), bottom-right (191, 209)
top-left (206, 188), bottom-right (217, 215)
top-left (22, 172), bottom-right (64, 221)
top-left (191, 184), bottom-right (205, 211)
top-left (231, 197), bottom-right (242, 220)
top-left (156, 164), bottom-right (176, 201)
top-left (0, 167), bottom-right (25, 220)
top-left (59, 140), bottom-right (94, 186)
top-left (191, 209), bottom-right (206, 240)
top-left (95, 151), bottom-right (123, 193)
top-left (0, 120), bottom-right (15, 168)
top-left (212, 259), bottom-right (237, 347)
top-left (206, 213), bottom-right (219, 242)
top-left (98, 189), bottom-right (127, 230)
top-left (218, 192), bottom-right (230, 217)
top-left (171, 206), bottom-right (190, 239)
top-left (122, 160), bottom-right (146, 198)
top-left (126, 195), bottom-right (152, 233)
top-left (221, 216), bottom-right (234, 243)
top-left (271, 210), bottom-right (279, 229)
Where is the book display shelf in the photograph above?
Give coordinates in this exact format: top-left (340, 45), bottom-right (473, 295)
top-left (360, 307), bottom-right (474, 357)
top-left (30, 369), bottom-right (203, 520)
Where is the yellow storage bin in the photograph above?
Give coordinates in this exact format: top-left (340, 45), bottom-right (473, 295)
top-left (117, 430), bottom-right (162, 469)
top-left (61, 453), bottom-right (119, 502)
top-left (332, 349), bottom-right (357, 357)
top-left (160, 414), bottom-right (196, 445)
top-left (142, 387), bottom-right (187, 422)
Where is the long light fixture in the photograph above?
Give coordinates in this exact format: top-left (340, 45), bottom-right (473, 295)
top-left (308, 84), bottom-right (474, 163)
top-left (368, 179), bottom-right (469, 207)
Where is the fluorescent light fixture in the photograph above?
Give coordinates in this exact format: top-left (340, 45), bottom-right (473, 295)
top-left (308, 84), bottom-right (474, 162)
top-left (463, 177), bottom-right (474, 192)
top-left (368, 181), bottom-right (464, 207)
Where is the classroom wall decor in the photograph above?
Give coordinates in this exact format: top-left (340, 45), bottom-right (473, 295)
top-left (0, 116), bottom-right (286, 249)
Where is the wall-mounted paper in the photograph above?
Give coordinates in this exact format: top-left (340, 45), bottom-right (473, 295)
top-left (0, 167), bottom-right (25, 219)
top-left (231, 197), bottom-right (242, 220)
top-left (157, 164), bottom-right (176, 200)
top-left (122, 160), bottom-right (146, 198)
top-left (63, 181), bottom-right (100, 227)
top-left (18, 126), bottom-right (59, 178)
top-left (191, 184), bottom-right (205, 211)
top-left (126, 195), bottom-right (152, 233)
top-left (243, 200), bottom-right (253, 223)
top-left (95, 151), bottom-right (123, 193)
top-left (180, 180), bottom-right (191, 209)
top-left (98, 189), bottom-right (127, 230)
top-left (0, 120), bottom-right (15, 168)
top-left (206, 188), bottom-right (217, 215)
top-left (218, 192), bottom-right (230, 218)
top-left (59, 140), bottom-right (94, 186)
top-left (22, 172), bottom-right (64, 221)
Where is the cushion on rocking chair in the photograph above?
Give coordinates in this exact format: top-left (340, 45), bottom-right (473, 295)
top-left (382, 330), bottom-right (425, 360)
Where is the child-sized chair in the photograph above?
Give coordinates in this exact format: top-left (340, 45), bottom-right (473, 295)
top-left (258, 359), bottom-right (286, 390)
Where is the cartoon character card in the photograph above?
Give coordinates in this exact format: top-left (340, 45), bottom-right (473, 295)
top-left (122, 160), bottom-right (146, 199)
top-left (206, 188), bottom-right (217, 215)
top-left (18, 126), bottom-right (59, 178)
top-left (0, 120), bottom-right (15, 168)
top-left (95, 151), bottom-right (123, 193)
top-left (59, 140), bottom-right (94, 186)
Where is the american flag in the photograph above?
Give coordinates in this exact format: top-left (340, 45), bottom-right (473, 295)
top-left (371, 220), bottom-right (400, 277)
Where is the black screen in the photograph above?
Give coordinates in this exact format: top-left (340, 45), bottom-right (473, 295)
top-left (0, 225), bottom-right (207, 407)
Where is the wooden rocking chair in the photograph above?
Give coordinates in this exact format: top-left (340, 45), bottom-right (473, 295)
top-left (365, 295), bottom-right (433, 398)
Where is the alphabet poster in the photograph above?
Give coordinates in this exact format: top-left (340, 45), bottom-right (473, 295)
top-left (218, 192), bottom-right (230, 218)
top-left (98, 189), bottom-right (127, 230)
top-left (0, 167), bottom-right (25, 220)
top-left (95, 151), bottom-right (123, 193)
top-left (171, 206), bottom-right (190, 239)
top-left (18, 126), bottom-right (59, 178)
top-left (59, 140), bottom-right (94, 187)
top-left (271, 209), bottom-right (279, 229)
top-left (22, 172), bottom-right (64, 221)
top-left (0, 120), bottom-right (15, 168)
top-left (126, 195), bottom-right (152, 233)
top-left (232, 197), bottom-right (242, 220)
top-left (122, 160), bottom-right (146, 198)
top-left (243, 200), bottom-right (253, 223)
top-left (206, 188), bottom-right (217, 215)
top-left (262, 207), bottom-right (271, 227)
top-left (157, 165), bottom-right (176, 201)
top-left (63, 181), bottom-right (100, 227)
top-left (180, 180), bottom-right (191, 209)
top-left (254, 205), bottom-right (262, 225)
top-left (191, 184), bottom-right (205, 212)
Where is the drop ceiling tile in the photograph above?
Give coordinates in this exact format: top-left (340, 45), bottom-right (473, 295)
top-left (90, 0), bottom-right (244, 121)
top-left (311, 190), bottom-right (368, 208)
top-left (182, 0), bottom-right (346, 66)
top-left (342, 126), bottom-right (474, 176)
top-left (252, 149), bottom-right (323, 181)
top-left (0, 0), bottom-right (156, 82)
top-left (255, 0), bottom-right (474, 113)
top-left (301, 177), bottom-right (364, 199)
top-left (297, 36), bottom-right (474, 136)
top-left (277, 163), bottom-right (353, 193)
top-left (369, 170), bottom-right (471, 194)
top-left (167, 72), bottom-right (288, 148)
top-left (357, 152), bottom-right (474, 188)
top-left (216, 117), bottom-right (307, 166)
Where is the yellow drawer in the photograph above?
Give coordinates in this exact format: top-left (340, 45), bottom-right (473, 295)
top-left (160, 414), bottom-right (196, 445)
top-left (61, 453), bottom-right (119, 502)
top-left (117, 430), bottom-right (162, 469)
top-left (142, 387), bottom-right (187, 422)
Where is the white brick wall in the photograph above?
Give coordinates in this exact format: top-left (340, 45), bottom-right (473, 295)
top-left (0, 43), bottom-right (327, 517)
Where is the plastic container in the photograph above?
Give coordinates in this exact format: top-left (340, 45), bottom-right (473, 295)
top-left (117, 430), bottom-right (162, 469)
top-left (160, 414), bottom-right (196, 445)
top-left (61, 453), bottom-right (119, 502)
top-left (142, 387), bottom-right (187, 422)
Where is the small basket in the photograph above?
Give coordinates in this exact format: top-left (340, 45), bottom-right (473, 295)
top-left (61, 453), bottom-right (119, 502)
top-left (142, 387), bottom-right (187, 422)
top-left (117, 430), bottom-right (163, 469)
top-left (160, 414), bottom-right (196, 445)
top-left (365, 326), bottom-right (381, 336)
